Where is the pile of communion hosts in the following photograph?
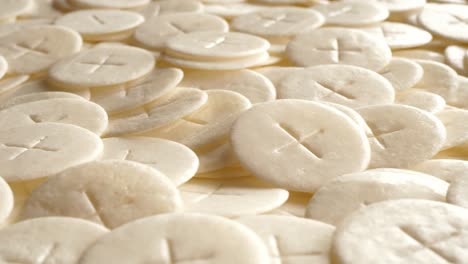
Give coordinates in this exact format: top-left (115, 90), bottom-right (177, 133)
top-left (0, 0), bottom-right (468, 263)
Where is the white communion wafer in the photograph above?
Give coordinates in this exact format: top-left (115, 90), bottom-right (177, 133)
top-left (312, 1), bottom-right (389, 27)
top-left (138, 0), bottom-right (202, 20)
top-left (0, 98), bottom-right (108, 135)
top-left (21, 160), bottom-right (183, 229)
top-left (165, 31), bottom-right (270, 60)
top-left (446, 173), bottom-right (468, 208)
top-left (413, 59), bottom-right (459, 103)
top-left (0, 217), bottom-right (108, 264)
top-left (5, 78), bottom-right (90, 100)
top-left (379, 57), bottom-right (424, 92)
top-left (323, 102), bottom-right (370, 132)
top-left (55, 9), bottom-right (145, 41)
top-left (134, 13), bottom-right (229, 51)
top-left (276, 64), bottom-right (394, 108)
top-left (0, 123), bottom-right (102, 182)
top-left (49, 44), bottom-right (155, 89)
top-left (358, 104), bottom-right (446, 168)
top-left (69, 0), bottom-right (150, 9)
top-left (370, 0), bottom-right (426, 14)
top-left (0, 0), bottom-right (33, 21)
top-left (146, 90), bottom-right (251, 150)
top-left (255, 66), bottom-right (303, 89)
top-left (180, 69), bottom-right (276, 104)
top-left (204, 2), bottom-right (268, 19)
top-left (0, 177), bottom-right (13, 224)
top-left (231, 99), bottom-right (370, 193)
top-left (393, 49), bottom-right (445, 63)
top-left (238, 215), bottom-right (335, 264)
top-left (0, 18), bottom-right (53, 37)
top-left (305, 169), bottom-right (448, 226)
top-left (411, 159), bottom-right (468, 183)
top-left (0, 91), bottom-right (83, 110)
top-left (0, 56), bottom-right (7, 80)
top-left (195, 166), bottom-right (251, 179)
top-left (162, 51), bottom-right (270, 71)
top-left (101, 137), bottom-right (198, 186)
top-left (396, 89), bottom-right (446, 113)
top-left (78, 213), bottom-right (270, 264)
top-left (332, 199), bottom-right (468, 263)
top-left (286, 27), bottom-right (392, 72)
top-left (444, 45), bottom-right (468, 76)
top-left (436, 108), bottom-right (468, 149)
top-left (90, 68), bottom-right (183, 114)
top-left (194, 141), bottom-right (240, 174)
top-left (179, 178), bottom-right (289, 217)
top-left (231, 7), bottom-right (324, 39)
top-left (365, 22), bottom-right (433, 50)
top-left (0, 25), bottom-right (82, 75)
top-left (105, 87), bottom-right (208, 137)
top-left (418, 3), bottom-right (468, 43)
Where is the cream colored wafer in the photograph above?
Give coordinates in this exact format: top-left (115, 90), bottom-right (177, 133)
top-left (0, 177), bottom-right (13, 225)
top-left (78, 213), bottom-right (270, 264)
top-left (332, 199), bottom-right (468, 263)
top-left (100, 137), bottom-right (198, 186)
top-left (286, 27), bottom-right (392, 71)
top-left (238, 215), bottom-right (335, 264)
top-left (358, 104), bottom-right (446, 168)
top-left (180, 69), bottom-right (275, 104)
top-left (0, 217), bottom-right (108, 264)
top-left (105, 88), bottom-right (207, 137)
top-left (277, 65), bottom-right (394, 108)
top-left (396, 89), bottom-right (446, 113)
top-left (0, 123), bottom-right (102, 182)
top-left (231, 99), bottom-right (370, 193)
top-left (0, 25), bottom-right (82, 75)
top-left (49, 44), bottom-right (154, 89)
top-left (55, 9), bottom-right (145, 42)
top-left (306, 169), bottom-right (448, 226)
top-left (0, 98), bottom-right (108, 135)
top-left (134, 13), bottom-right (228, 51)
top-left (21, 160), bottom-right (182, 229)
top-left (180, 178), bottom-right (289, 217)
top-left (90, 68), bottom-right (183, 114)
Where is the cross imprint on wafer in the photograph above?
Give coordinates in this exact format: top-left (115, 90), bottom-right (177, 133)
top-left (181, 183), bottom-right (243, 204)
top-left (144, 238), bottom-right (213, 264)
top-left (449, 14), bottom-right (468, 25)
top-left (116, 78), bottom-right (155, 98)
top-left (275, 124), bottom-right (324, 159)
top-left (28, 114), bottom-right (69, 123)
top-left (327, 6), bottom-right (353, 17)
top-left (380, 26), bottom-right (407, 38)
top-left (6, 38), bottom-right (48, 59)
top-left (80, 191), bottom-right (110, 227)
top-left (380, 69), bottom-right (405, 91)
top-left (168, 22), bottom-right (189, 34)
top-left (197, 36), bottom-right (244, 49)
top-left (1, 242), bottom-right (58, 264)
top-left (365, 122), bottom-right (403, 150)
top-left (120, 149), bottom-right (158, 165)
top-left (267, 235), bottom-right (322, 264)
top-left (1, 136), bottom-right (58, 160)
top-left (91, 15), bottom-right (106, 25)
top-left (315, 81), bottom-right (356, 100)
top-left (260, 14), bottom-right (298, 28)
top-left (313, 39), bottom-right (362, 63)
top-left (182, 116), bottom-right (208, 126)
top-left (77, 55), bottom-right (126, 74)
top-left (398, 225), bottom-right (462, 263)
